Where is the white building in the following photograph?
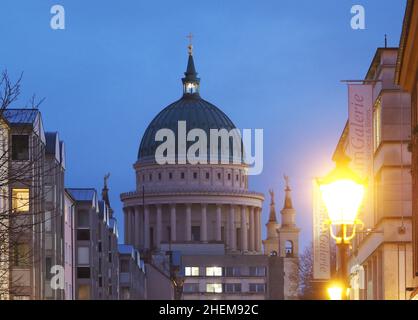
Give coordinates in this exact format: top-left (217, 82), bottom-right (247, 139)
top-left (121, 46), bottom-right (300, 299)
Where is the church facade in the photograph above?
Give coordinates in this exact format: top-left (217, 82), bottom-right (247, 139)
top-left (120, 45), bottom-right (300, 299)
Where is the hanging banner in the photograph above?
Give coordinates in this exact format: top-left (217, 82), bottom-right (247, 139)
top-left (312, 179), bottom-right (331, 280)
top-left (347, 84), bottom-right (373, 178)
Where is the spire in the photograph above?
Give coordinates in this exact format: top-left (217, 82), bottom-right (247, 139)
top-left (182, 33), bottom-right (200, 95)
top-left (283, 175), bottom-right (293, 209)
top-left (268, 189), bottom-right (278, 222)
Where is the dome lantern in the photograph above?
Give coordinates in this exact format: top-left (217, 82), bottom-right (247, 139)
top-left (182, 34), bottom-right (200, 95)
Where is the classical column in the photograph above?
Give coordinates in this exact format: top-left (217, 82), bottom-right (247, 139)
top-left (156, 205), bottom-right (162, 248)
top-left (186, 204), bottom-right (192, 241)
top-left (201, 204), bottom-right (207, 242)
top-left (229, 205), bottom-right (236, 251)
top-left (123, 208), bottom-right (128, 244)
top-left (127, 207), bottom-right (132, 244)
top-left (241, 206), bottom-right (248, 252)
top-left (254, 207), bottom-right (261, 252)
top-left (170, 204), bottom-right (176, 242)
top-left (144, 205), bottom-right (150, 249)
top-left (134, 206), bottom-right (140, 248)
top-left (216, 204), bottom-right (222, 241)
top-left (249, 206), bottom-right (255, 252)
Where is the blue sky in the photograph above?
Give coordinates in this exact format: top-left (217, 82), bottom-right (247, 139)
top-left (0, 0), bottom-right (407, 250)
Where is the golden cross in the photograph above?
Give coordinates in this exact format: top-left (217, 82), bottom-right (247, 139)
top-left (187, 32), bottom-right (194, 55)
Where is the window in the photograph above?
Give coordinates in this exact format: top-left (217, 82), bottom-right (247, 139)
top-left (225, 267), bottom-right (241, 277)
top-left (45, 185), bottom-right (55, 203)
top-left (78, 285), bottom-right (90, 300)
top-left (285, 240), bottom-right (294, 257)
top-left (13, 243), bottom-right (30, 267)
top-left (183, 283), bottom-right (199, 293)
top-left (236, 175), bottom-right (239, 181)
top-left (77, 247), bottom-right (90, 265)
top-left (12, 295), bottom-right (30, 300)
top-left (169, 172), bottom-right (173, 180)
top-left (193, 172), bottom-right (197, 179)
top-left (44, 211), bottom-right (52, 232)
top-left (45, 257), bottom-right (52, 280)
top-left (181, 172), bottom-right (185, 179)
top-left (12, 135), bottom-right (29, 160)
top-left (223, 283), bottom-right (241, 293)
top-left (149, 173), bottom-right (152, 181)
top-left (228, 173), bottom-right (231, 180)
top-left (206, 283), bottom-right (222, 293)
top-left (206, 267), bottom-right (222, 277)
top-left (205, 172), bottom-right (210, 179)
top-left (98, 276), bottom-right (102, 288)
top-left (191, 226), bottom-right (200, 241)
top-left (373, 98), bottom-right (382, 151)
top-left (185, 267), bottom-right (199, 276)
top-left (249, 266), bottom-right (266, 277)
top-left (217, 172), bottom-right (221, 180)
top-left (120, 260), bottom-right (129, 273)
top-left (121, 287), bottom-right (130, 299)
top-left (98, 242), bottom-right (102, 253)
top-left (249, 283), bottom-right (266, 293)
top-left (77, 210), bottom-right (89, 227)
top-left (77, 267), bottom-right (90, 278)
top-left (12, 189), bottom-right (29, 212)
top-left (158, 172), bottom-right (162, 180)
top-left (77, 229), bottom-right (90, 241)
top-left (108, 252), bottom-right (112, 263)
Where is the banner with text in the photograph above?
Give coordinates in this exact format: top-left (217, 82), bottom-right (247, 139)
top-left (312, 179), bottom-right (331, 280)
top-left (348, 84), bottom-right (373, 178)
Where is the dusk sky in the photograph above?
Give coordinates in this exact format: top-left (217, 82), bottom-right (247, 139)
top-left (0, 0), bottom-right (407, 250)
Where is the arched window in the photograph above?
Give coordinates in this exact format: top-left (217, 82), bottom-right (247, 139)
top-left (285, 240), bottom-right (294, 257)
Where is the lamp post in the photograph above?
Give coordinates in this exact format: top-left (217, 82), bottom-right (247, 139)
top-left (318, 153), bottom-right (366, 300)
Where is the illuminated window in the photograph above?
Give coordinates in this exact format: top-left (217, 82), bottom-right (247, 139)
top-left (12, 189), bottom-right (29, 212)
top-left (78, 285), bottom-right (90, 300)
top-left (206, 283), bottom-right (222, 293)
top-left (206, 267), bottom-right (222, 276)
top-left (185, 267), bottom-right (199, 276)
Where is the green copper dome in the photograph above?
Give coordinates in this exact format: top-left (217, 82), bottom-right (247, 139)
top-left (138, 54), bottom-right (240, 162)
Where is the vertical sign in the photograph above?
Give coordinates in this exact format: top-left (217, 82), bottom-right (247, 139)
top-left (347, 84), bottom-right (373, 178)
top-left (312, 179), bottom-right (331, 280)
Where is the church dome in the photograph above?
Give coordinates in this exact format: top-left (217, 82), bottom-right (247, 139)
top-left (138, 52), bottom-right (241, 162)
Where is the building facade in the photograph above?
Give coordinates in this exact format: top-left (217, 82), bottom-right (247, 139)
top-left (333, 48), bottom-right (415, 299)
top-left (396, 0), bottom-right (418, 299)
top-left (67, 183), bottom-right (120, 300)
top-left (118, 244), bottom-right (146, 300)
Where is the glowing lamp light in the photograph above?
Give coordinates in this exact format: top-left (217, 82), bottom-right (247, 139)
top-left (320, 179), bottom-right (364, 225)
top-left (327, 284), bottom-right (344, 300)
top-left (318, 153), bottom-right (366, 226)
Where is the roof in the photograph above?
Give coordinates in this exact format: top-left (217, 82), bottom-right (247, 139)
top-left (395, 0), bottom-right (414, 85)
top-left (66, 188), bottom-right (97, 202)
top-left (365, 47), bottom-right (398, 81)
top-left (45, 132), bottom-right (61, 163)
top-left (3, 109), bottom-right (39, 124)
top-left (2, 109), bottom-right (46, 143)
top-left (118, 244), bottom-right (134, 255)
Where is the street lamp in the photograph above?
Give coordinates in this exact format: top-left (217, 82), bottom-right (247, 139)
top-left (318, 153), bottom-right (366, 299)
